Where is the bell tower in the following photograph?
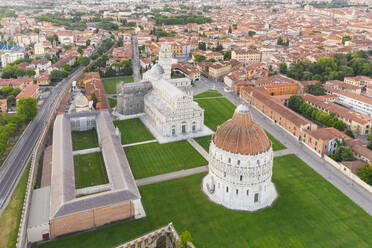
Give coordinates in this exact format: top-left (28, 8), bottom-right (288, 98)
top-left (158, 43), bottom-right (172, 79)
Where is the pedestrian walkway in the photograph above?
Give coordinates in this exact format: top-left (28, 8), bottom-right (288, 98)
top-left (273, 149), bottom-right (293, 157)
top-left (187, 138), bottom-right (209, 160)
top-left (123, 139), bottom-right (157, 148)
top-left (136, 166), bottom-right (208, 186)
top-left (72, 147), bottom-right (100, 156)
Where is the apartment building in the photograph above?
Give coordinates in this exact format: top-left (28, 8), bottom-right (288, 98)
top-left (231, 49), bottom-right (262, 65)
top-left (324, 85), bottom-right (372, 116)
top-left (344, 76), bottom-right (372, 88)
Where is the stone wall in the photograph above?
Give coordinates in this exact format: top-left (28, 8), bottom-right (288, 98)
top-left (50, 201), bottom-right (134, 238)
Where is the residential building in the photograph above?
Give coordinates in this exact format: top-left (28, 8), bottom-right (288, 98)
top-left (231, 49), bottom-right (262, 65)
top-left (1, 51), bottom-right (24, 67)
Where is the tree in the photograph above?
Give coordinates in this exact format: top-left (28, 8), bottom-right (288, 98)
top-left (91, 94), bottom-right (98, 109)
top-left (50, 70), bottom-right (68, 83)
top-left (306, 83), bottom-right (325, 96)
top-left (16, 97), bottom-right (38, 122)
top-left (334, 145), bottom-right (354, 162)
top-left (288, 95), bottom-right (304, 111)
top-left (359, 165), bottom-right (372, 185)
top-left (248, 30), bottom-right (256, 37)
top-left (194, 54), bottom-right (206, 62)
top-left (178, 231), bottom-right (192, 248)
top-left (345, 129), bottom-right (354, 138)
top-left (7, 95), bottom-right (15, 107)
top-left (198, 42), bottom-right (206, 51)
top-left (224, 50), bottom-right (231, 61)
top-left (279, 62), bottom-right (287, 74)
top-left (77, 56), bottom-right (90, 66)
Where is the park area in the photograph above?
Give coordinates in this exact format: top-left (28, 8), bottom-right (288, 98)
top-left (124, 141), bottom-right (208, 179)
top-left (74, 152), bottom-right (108, 189)
top-left (102, 76), bottom-right (134, 94)
top-left (194, 93), bottom-right (286, 151)
top-left (38, 154), bottom-right (372, 248)
top-left (114, 118), bottom-right (154, 144)
top-left (71, 129), bottom-right (99, 151)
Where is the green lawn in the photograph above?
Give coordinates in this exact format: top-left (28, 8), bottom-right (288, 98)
top-left (39, 154), bottom-right (372, 248)
top-left (0, 161), bottom-right (30, 248)
top-left (195, 97), bottom-right (285, 151)
top-left (114, 119), bottom-right (154, 145)
top-left (195, 97), bottom-right (235, 132)
top-left (74, 152), bottom-right (108, 189)
top-left (71, 129), bottom-right (99, 151)
top-left (194, 135), bottom-right (212, 152)
top-left (108, 97), bottom-right (117, 108)
top-left (266, 131), bottom-right (286, 151)
top-left (102, 76), bottom-right (134, 94)
top-left (194, 90), bottom-right (222, 98)
top-left (124, 141), bottom-right (208, 179)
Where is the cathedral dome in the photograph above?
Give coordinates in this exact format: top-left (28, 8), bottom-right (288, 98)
top-left (213, 104), bottom-right (271, 155)
top-left (150, 64), bottom-right (164, 75)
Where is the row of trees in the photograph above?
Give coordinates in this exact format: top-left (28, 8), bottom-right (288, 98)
top-left (36, 14), bottom-right (86, 31)
top-left (288, 95), bottom-right (346, 131)
top-left (105, 59), bottom-right (133, 78)
top-left (0, 97), bottom-right (37, 154)
top-left (280, 50), bottom-right (372, 82)
top-left (359, 164), bottom-right (372, 186)
top-left (1, 64), bottom-right (36, 79)
top-left (91, 38), bottom-right (114, 60)
top-left (154, 14), bottom-right (212, 26)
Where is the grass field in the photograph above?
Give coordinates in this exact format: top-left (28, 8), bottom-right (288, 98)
top-left (124, 141), bottom-right (208, 179)
top-left (108, 97), bottom-right (117, 108)
top-left (194, 90), bottom-right (222, 98)
top-left (114, 119), bottom-right (154, 144)
top-left (102, 76), bottom-right (134, 94)
top-left (74, 152), bottom-right (108, 189)
top-left (39, 154), bottom-right (372, 248)
top-left (71, 129), bottom-right (99, 151)
top-left (195, 97), bottom-right (286, 151)
top-left (194, 135), bottom-right (212, 152)
top-left (0, 161), bottom-right (30, 248)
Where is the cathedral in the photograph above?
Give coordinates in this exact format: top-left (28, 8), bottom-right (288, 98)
top-left (115, 43), bottom-right (213, 143)
top-left (202, 104), bottom-right (277, 211)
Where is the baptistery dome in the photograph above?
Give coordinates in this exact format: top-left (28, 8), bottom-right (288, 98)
top-left (213, 104), bottom-right (271, 155)
top-left (202, 104), bottom-right (277, 211)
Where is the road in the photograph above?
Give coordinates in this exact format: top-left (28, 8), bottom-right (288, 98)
top-left (193, 76), bottom-right (372, 215)
top-left (0, 39), bottom-right (111, 211)
top-left (0, 67), bottom-right (85, 211)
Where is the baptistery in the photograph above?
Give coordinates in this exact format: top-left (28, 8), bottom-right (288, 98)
top-left (202, 104), bottom-right (277, 211)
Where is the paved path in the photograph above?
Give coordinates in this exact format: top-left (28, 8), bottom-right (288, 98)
top-left (136, 166), bottom-right (208, 186)
top-left (72, 147), bottom-right (101, 156)
top-left (123, 139), bottom-right (157, 148)
top-left (188, 138), bottom-right (209, 160)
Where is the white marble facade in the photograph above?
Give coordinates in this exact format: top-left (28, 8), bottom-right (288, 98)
top-left (139, 44), bottom-right (212, 143)
top-left (203, 141), bottom-right (277, 211)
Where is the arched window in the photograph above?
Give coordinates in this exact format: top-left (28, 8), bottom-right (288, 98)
top-left (228, 158), bottom-right (231, 163)
top-left (237, 160), bottom-right (240, 165)
top-left (236, 189), bottom-right (238, 195)
top-left (246, 190), bottom-right (249, 196)
top-left (224, 172), bottom-right (226, 177)
top-left (240, 175), bottom-right (243, 181)
top-left (257, 160), bottom-right (260, 165)
top-left (226, 186), bottom-right (229, 193)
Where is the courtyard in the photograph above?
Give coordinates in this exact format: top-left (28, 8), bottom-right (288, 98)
top-left (39, 154), bottom-right (372, 248)
top-left (124, 141), bottom-right (208, 179)
top-left (102, 76), bottom-right (134, 94)
top-left (71, 129), bottom-right (99, 151)
top-left (114, 118), bottom-right (154, 144)
top-left (74, 152), bottom-right (109, 189)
